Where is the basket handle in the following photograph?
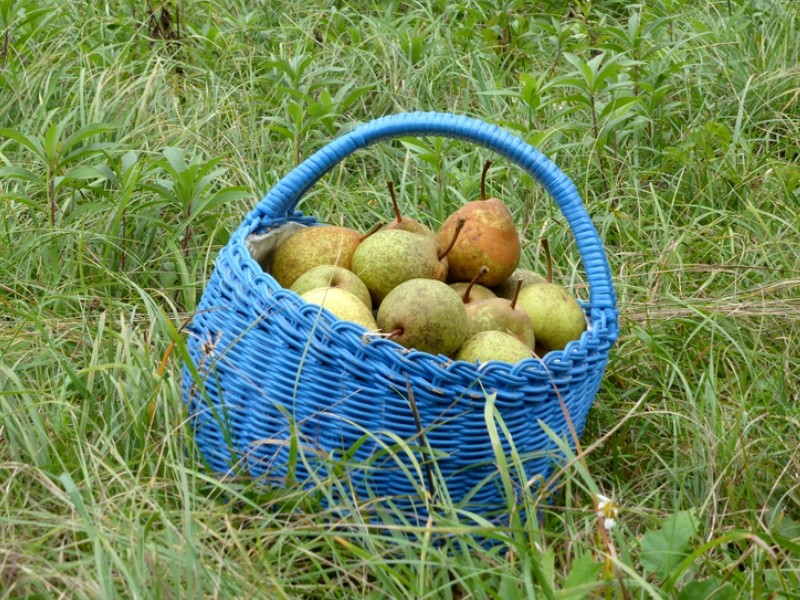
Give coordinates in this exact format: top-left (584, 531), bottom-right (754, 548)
top-left (243, 112), bottom-right (616, 312)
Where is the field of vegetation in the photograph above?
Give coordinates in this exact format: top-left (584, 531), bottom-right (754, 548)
top-left (1, 0), bottom-right (799, 597)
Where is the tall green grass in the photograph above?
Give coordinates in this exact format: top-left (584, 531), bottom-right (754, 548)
top-left (2, 0), bottom-right (799, 597)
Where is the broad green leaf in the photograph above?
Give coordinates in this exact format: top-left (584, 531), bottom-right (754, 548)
top-left (0, 165), bottom-right (42, 183)
top-left (61, 142), bottom-right (118, 166)
top-left (58, 165), bottom-right (109, 186)
top-left (61, 122), bottom-right (119, 153)
top-left (189, 186), bottom-right (250, 221)
top-left (0, 127), bottom-right (46, 162)
top-left (640, 510), bottom-right (699, 580)
top-left (43, 121), bottom-right (61, 166)
top-left (162, 147), bottom-right (187, 175)
top-left (677, 578), bottom-right (735, 600)
top-left (120, 150), bottom-right (138, 172)
top-left (561, 554), bottom-right (603, 598)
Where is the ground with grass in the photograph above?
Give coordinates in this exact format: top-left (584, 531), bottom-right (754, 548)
top-left (1, 0), bottom-right (799, 597)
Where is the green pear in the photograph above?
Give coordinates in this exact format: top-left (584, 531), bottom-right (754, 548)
top-left (515, 283), bottom-right (586, 353)
top-left (435, 160), bottom-right (520, 287)
top-left (450, 265), bottom-right (496, 306)
top-left (300, 287), bottom-right (378, 331)
top-left (456, 331), bottom-right (533, 365)
top-left (464, 278), bottom-right (535, 347)
top-left (271, 225), bottom-right (362, 288)
top-left (377, 278), bottom-right (467, 356)
top-left (450, 281), bottom-right (496, 304)
top-left (380, 180), bottom-right (435, 238)
top-left (492, 268), bottom-right (546, 300)
top-left (290, 265), bottom-right (371, 309)
top-left (352, 220), bottom-right (464, 305)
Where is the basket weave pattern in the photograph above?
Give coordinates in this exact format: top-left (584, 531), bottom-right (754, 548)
top-left (183, 113), bottom-right (619, 511)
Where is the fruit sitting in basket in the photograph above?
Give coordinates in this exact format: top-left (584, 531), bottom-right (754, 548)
top-left (267, 160), bottom-right (586, 364)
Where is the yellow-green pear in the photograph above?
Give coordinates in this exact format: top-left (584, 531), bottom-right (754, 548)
top-left (464, 278), bottom-right (535, 347)
top-left (515, 283), bottom-right (586, 353)
top-left (271, 225), bottom-right (362, 288)
top-left (290, 265), bottom-right (371, 309)
top-left (456, 331), bottom-right (533, 365)
top-left (377, 279), bottom-right (468, 356)
top-left (492, 268), bottom-right (546, 300)
top-left (300, 287), bottom-right (378, 331)
top-left (352, 220), bottom-right (464, 305)
top-left (450, 265), bottom-right (496, 306)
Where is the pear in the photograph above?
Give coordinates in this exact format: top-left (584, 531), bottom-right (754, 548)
top-left (450, 265), bottom-right (496, 306)
top-left (456, 331), bottom-right (533, 365)
top-left (515, 283), bottom-right (586, 353)
top-left (513, 238), bottom-right (586, 353)
top-left (492, 268), bottom-right (546, 300)
top-left (290, 265), bottom-right (371, 309)
top-left (271, 225), bottom-right (362, 288)
top-left (300, 287), bottom-right (378, 331)
top-left (435, 160), bottom-right (520, 287)
top-left (464, 278), bottom-right (535, 347)
top-left (352, 219), bottom-right (464, 305)
top-left (380, 180), bottom-right (435, 238)
top-left (377, 278), bottom-right (467, 356)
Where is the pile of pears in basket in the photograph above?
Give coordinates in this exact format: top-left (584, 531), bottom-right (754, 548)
top-left (268, 161), bottom-right (586, 365)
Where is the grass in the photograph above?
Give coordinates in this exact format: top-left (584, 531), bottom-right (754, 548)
top-left (1, 0), bottom-right (799, 597)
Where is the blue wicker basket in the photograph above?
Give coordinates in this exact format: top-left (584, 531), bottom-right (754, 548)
top-left (183, 112), bottom-right (619, 515)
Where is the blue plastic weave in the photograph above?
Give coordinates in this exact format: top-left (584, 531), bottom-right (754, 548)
top-left (183, 112), bottom-right (619, 516)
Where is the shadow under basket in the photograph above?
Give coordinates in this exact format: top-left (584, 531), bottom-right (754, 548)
top-left (182, 112), bottom-right (619, 519)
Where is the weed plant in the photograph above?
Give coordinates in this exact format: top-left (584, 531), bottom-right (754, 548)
top-left (1, 0), bottom-right (799, 597)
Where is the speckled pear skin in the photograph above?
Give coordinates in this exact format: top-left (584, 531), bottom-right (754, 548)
top-left (465, 298), bottom-right (535, 347)
top-left (436, 199), bottom-right (520, 287)
top-left (300, 287), bottom-right (378, 331)
top-left (456, 330), bottom-right (534, 365)
top-left (492, 268), bottom-right (546, 300)
top-left (271, 226), bottom-right (362, 288)
top-left (290, 265), bottom-right (372, 309)
top-left (381, 217), bottom-right (435, 238)
top-left (352, 229), bottom-right (447, 305)
top-left (449, 282), bottom-right (496, 305)
top-left (516, 283), bottom-right (587, 352)
top-left (377, 279), bottom-right (467, 357)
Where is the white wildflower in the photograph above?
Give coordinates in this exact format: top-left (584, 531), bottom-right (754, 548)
top-left (596, 493), bottom-right (619, 531)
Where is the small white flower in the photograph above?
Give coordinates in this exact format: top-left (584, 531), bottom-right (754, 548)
top-left (596, 494), bottom-right (612, 511)
top-left (595, 493), bottom-right (619, 529)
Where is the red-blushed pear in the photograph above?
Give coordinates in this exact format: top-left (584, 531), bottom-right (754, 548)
top-left (514, 239), bottom-right (586, 354)
top-left (300, 287), bottom-right (378, 331)
top-left (290, 265), bottom-right (372, 309)
top-left (380, 180), bottom-right (435, 238)
top-left (449, 265), bottom-right (496, 306)
top-left (351, 218), bottom-right (465, 305)
top-left (464, 278), bottom-right (536, 348)
top-left (435, 159), bottom-right (520, 287)
top-left (271, 225), bottom-right (362, 288)
top-left (377, 278), bottom-right (468, 357)
top-left (456, 331), bottom-right (533, 365)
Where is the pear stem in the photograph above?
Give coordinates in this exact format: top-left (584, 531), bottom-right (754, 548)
top-left (437, 217), bottom-right (465, 260)
top-left (542, 238), bottom-right (553, 283)
top-left (480, 159), bottom-right (492, 201)
top-left (462, 266), bottom-right (489, 304)
top-left (387, 180), bottom-right (402, 223)
top-left (360, 220), bottom-right (386, 241)
top-left (385, 327), bottom-right (404, 339)
top-left (510, 277), bottom-right (523, 310)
